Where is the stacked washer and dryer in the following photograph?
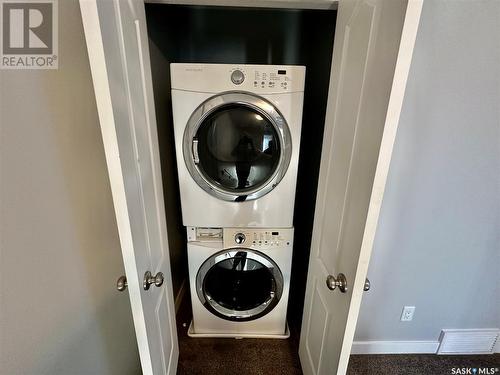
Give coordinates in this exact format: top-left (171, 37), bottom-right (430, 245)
top-left (171, 63), bottom-right (305, 338)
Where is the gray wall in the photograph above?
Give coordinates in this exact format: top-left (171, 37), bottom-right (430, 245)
top-left (355, 0), bottom-right (500, 343)
top-left (0, 0), bottom-right (141, 374)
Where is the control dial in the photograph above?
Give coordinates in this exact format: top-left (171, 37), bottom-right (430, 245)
top-left (234, 233), bottom-right (246, 244)
top-left (231, 70), bottom-right (245, 85)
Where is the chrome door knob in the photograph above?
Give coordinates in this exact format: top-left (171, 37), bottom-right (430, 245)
top-left (143, 271), bottom-right (164, 290)
top-left (117, 275), bottom-right (128, 292)
top-left (326, 273), bottom-right (348, 293)
top-left (364, 278), bottom-right (371, 291)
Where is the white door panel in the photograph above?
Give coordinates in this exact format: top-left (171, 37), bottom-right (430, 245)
top-left (80, 0), bottom-right (178, 374)
top-left (299, 1), bottom-right (422, 374)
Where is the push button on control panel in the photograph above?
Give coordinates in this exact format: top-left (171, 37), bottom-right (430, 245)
top-left (231, 70), bottom-right (245, 85)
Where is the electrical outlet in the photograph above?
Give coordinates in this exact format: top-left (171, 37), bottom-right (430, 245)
top-left (401, 306), bottom-right (415, 321)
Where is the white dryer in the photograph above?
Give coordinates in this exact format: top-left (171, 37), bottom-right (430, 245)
top-left (171, 63), bottom-right (305, 227)
top-left (186, 227), bottom-right (293, 338)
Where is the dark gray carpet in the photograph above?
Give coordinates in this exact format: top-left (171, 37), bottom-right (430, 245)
top-left (176, 298), bottom-right (499, 374)
top-left (348, 354), bottom-right (499, 375)
top-left (176, 298), bottom-right (302, 375)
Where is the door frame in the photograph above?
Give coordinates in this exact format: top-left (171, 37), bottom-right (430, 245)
top-left (146, 0), bottom-right (339, 10)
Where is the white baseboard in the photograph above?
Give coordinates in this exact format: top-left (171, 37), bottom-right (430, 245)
top-left (351, 340), bottom-right (440, 355)
top-left (174, 279), bottom-right (187, 314)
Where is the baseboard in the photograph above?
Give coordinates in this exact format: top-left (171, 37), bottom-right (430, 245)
top-left (351, 340), bottom-right (440, 355)
top-left (175, 279), bottom-right (187, 314)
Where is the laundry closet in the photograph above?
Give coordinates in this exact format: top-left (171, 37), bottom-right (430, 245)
top-left (145, 3), bottom-right (336, 339)
top-left (80, 1), bottom-right (420, 374)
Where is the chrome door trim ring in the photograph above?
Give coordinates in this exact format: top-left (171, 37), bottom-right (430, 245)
top-left (183, 91), bottom-right (292, 202)
top-left (196, 248), bottom-right (284, 322)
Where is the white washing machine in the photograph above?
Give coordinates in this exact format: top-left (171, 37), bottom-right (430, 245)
top-left (186, 227), bottom-right (293, 338)
top-left (171, 63), bottom-right (305, 228)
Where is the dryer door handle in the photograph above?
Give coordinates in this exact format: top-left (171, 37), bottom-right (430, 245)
top-left (192, 137), bottom-right (200, 164)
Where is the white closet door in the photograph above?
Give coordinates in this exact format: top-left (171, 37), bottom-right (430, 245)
top-left (79, 1), bottom-right (178, 374)
top-left (299, 1), bottom-right (422, 374)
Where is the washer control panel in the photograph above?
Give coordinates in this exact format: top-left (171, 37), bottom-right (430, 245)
top-left (223, 228), bottom-right (294, 250)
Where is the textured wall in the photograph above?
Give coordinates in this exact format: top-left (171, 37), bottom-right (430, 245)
top-left (0, 0), bottom-right (141, 374)
top-left (355, 0), bottom-right (500, 342)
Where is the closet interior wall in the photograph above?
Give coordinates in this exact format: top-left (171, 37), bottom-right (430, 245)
top-left (145, 4), bottom-right (336, 328)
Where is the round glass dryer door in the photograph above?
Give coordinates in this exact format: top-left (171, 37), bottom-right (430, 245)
top-left (183, 92), bottom-right (292, 202)
top-left (196, 249), bottom-right (283, 321)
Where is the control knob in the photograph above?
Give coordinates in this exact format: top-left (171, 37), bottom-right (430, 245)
top-left (234, 233), bottom-right (246, 244)
top-left (231, 70), bottom-right (245, 85)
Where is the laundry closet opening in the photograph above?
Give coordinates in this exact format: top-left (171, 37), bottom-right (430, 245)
top-left (145, 0), bottom-right (336, 361)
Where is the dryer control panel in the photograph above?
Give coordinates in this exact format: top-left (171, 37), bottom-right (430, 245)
top-left (171, 63), bottom-right (306, 94)
top-left (229, 67), bottom-right (298, 93)
top-left (223, 228), bottom-right (294, 250)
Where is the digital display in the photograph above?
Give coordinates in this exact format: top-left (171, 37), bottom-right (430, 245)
top-left (272, 231), bottom-right (279, 235)
top-left (277, 70), bottom-right (286, 75)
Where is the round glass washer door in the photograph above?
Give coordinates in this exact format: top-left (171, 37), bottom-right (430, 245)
top-left (183, 92), bottom-right (292, 202)
top-left (196, 248), bottom-right (283, 321)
